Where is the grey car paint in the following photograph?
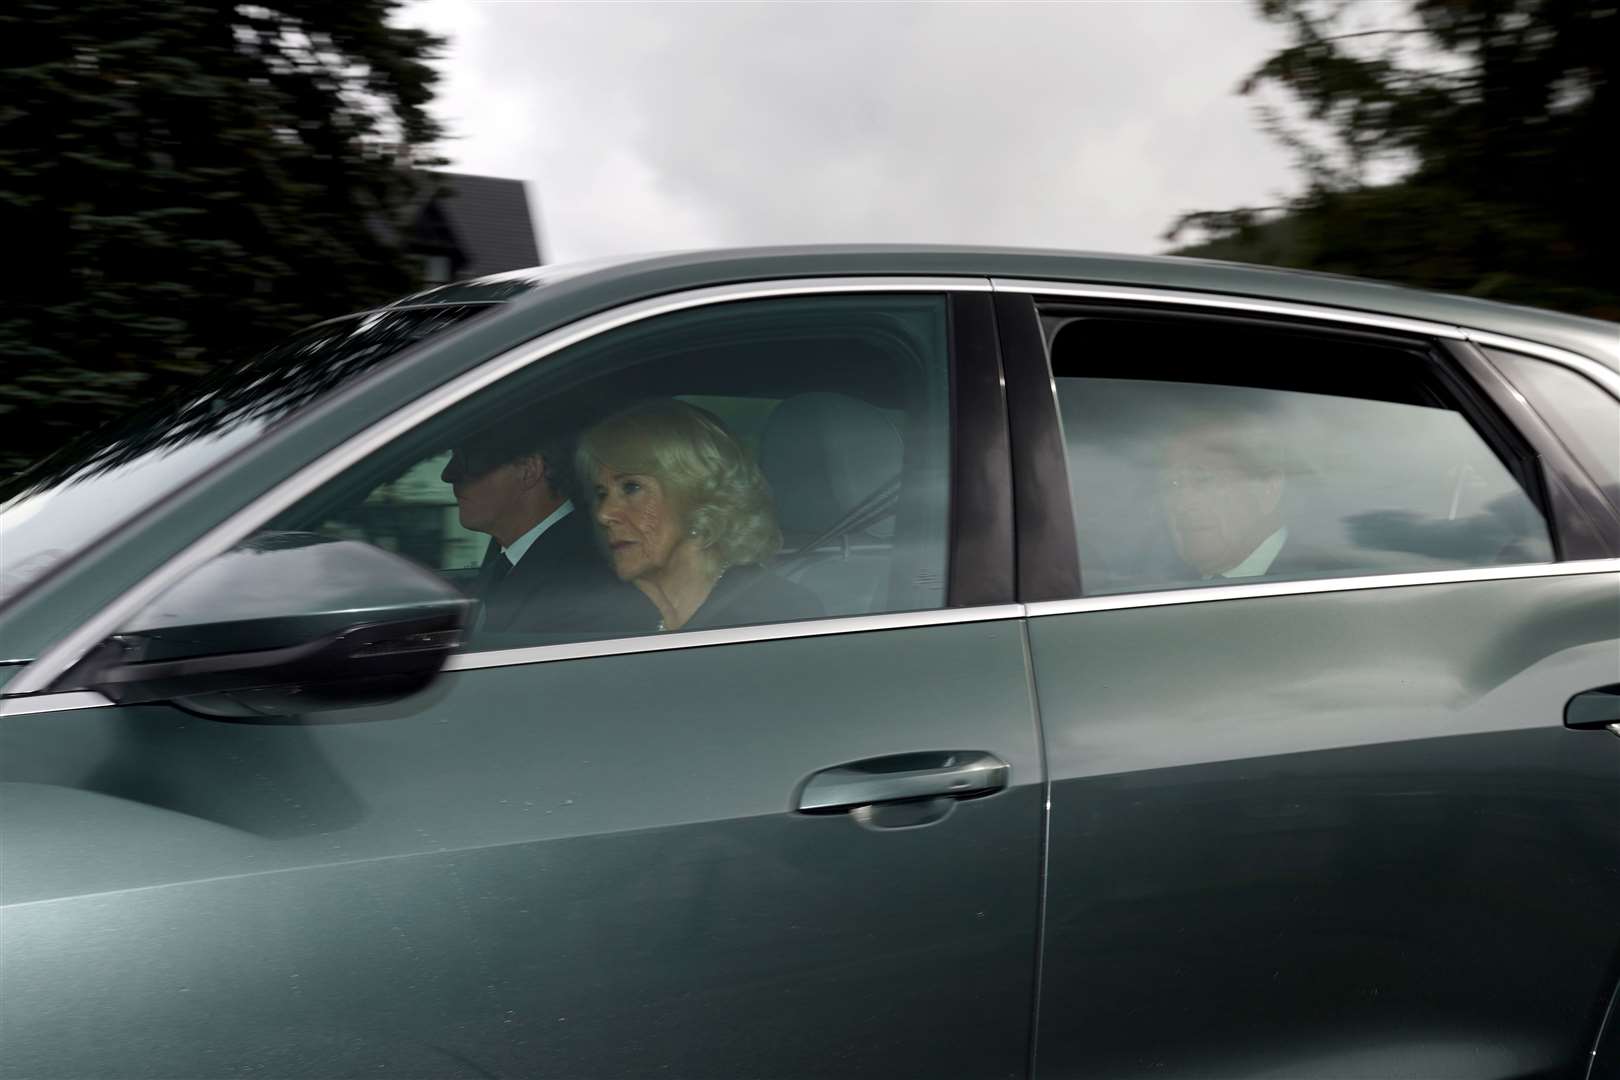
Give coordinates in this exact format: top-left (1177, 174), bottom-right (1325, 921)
top-left (1028, 572), bottom-right (1620, 1079)
top-left (3, 249), bottom-right (1618, 1078)
top-left (1, 619), bottom-right (1043, 1078)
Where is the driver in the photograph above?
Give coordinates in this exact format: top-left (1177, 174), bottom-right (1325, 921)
top-left (441, 418), bottom-right (652, 636)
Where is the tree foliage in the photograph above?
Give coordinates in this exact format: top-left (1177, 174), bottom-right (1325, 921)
top-left (1, 0), bottom-right (445, 473)
top-left (1169, 0), bottom-right (1618, 320)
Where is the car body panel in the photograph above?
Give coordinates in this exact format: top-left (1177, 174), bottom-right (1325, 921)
top-left (2, 247), bottom-right (1617, 1078)
top-left (0, 618), bottom-right (1044, 1078)
top-left (1027, 572), bottom-right (1620, 1079)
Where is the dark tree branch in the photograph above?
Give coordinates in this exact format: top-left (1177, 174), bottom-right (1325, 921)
top-left (1165, 0), bottom-right (1618, 320)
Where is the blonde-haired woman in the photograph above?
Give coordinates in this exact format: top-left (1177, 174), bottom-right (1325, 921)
top-left (576, 399), bottom-right (821, 632)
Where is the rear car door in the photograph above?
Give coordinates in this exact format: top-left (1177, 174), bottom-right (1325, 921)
top-left (0, 281), bottom-right (1045, 1078)
top-left (993, 285), bottom-right (1620, 1079)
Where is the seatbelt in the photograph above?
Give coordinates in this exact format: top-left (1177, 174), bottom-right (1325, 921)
top-left (779, 475), bottom-right (900, 572)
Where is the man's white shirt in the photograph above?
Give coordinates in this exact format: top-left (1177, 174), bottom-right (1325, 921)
top-left (476, 501), bottom-right (576, 631)
top-left (501, 499), bottom-right (574, 567)
top-left (1219, 526), bottom-right (1287, 579)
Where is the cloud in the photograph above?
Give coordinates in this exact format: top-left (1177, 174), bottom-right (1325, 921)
top-left (404, 0), bottom-right (1296, 263)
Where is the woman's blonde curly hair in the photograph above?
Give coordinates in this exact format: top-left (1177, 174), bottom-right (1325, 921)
top-left (575, 399), bottom-right (782, 569)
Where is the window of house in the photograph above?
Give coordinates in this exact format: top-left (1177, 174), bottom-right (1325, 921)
top-left (421, 255), bottom-right (453, 285)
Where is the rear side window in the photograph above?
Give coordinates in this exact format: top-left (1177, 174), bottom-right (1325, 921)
top-left (1486, 349), bottom-right (1620, 508)
top-left (1045, 315), bottom-right (1554, 596)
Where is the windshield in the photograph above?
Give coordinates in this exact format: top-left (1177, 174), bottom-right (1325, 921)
top-left (0, 303), bottom-right (493, 607)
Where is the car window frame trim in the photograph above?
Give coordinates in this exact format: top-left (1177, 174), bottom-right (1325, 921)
top-left (444, 603), bottom-right (1028, 672)
top-left (1481, 344), bottom-right (1620, 505)
top-left (994, 291), bottom-right (1083, 601)
top-left (946, 292), bottom-right (1017, 605)
top-left (991, 278), bottom-right (1620, 401)
top-left (10, 274), bottom-right (1613, 700)
top-left (5, 276), bottom-right (993, 697)
top-left (1449, 340), bottom-right (1620, 557)
top-left (1021, 557), bottom-right (1620, 619)
top-left (1464, 331), bottom-right (1620, 402)
top-left (6, 559), bottom-right (1618, 717)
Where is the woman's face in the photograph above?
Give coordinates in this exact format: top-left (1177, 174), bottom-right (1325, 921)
top-left (592, 463), bottom-right (686, 582)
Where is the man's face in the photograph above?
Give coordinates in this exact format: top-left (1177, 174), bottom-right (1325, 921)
top-left (440, 447), bottom-right (530, 537)
top-left (1160, 425), bottom-right (1284, 577)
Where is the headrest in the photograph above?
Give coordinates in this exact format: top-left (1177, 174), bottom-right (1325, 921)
top-left (759, 393), bottom-right (903, 537)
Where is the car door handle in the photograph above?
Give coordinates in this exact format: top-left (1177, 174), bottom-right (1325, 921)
top-left (796, 751), bottom-right (1009, 813)
top-left (1566, 684), bottom-right (1620, 738)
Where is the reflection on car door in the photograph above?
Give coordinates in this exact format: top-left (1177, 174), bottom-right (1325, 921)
top-left (1004, 294), bottom-right (1620, 1080)
top-left (0, 288), bottom-right (1045, 1079)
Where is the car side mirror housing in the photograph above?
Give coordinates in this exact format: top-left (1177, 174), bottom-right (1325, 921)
top-left (64, 533), bottom-right (474, 720)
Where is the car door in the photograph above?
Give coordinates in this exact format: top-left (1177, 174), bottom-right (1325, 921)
top-left (0, 282), bottom-right (1045, 1079)
top-left (991, 286), bottom-right (1620, 1080)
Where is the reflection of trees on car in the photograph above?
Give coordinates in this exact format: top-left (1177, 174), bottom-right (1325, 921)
top-left (0, 305), bottom-right (493, 605)
top-left (321, 453), bottom-right (488, 574)
top-left (1346, 494), bottom-right (1553, 565)
top-left (0, 305), bottom-right (490, 508)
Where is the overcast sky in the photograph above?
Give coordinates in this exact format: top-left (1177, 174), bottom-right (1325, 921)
top-left (402, 1), bottom-right (1298, 264)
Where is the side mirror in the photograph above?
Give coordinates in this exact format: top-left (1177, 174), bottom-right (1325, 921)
top-left (65, 533), bottom-right (474, 719)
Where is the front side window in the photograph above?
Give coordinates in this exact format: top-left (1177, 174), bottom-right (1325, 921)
top-left (1046, 314), bottom-right (1554, 596)
top-left (0, 304), bottom-right (493, 608)
top-left (114, 293), bottom-right (952, 653)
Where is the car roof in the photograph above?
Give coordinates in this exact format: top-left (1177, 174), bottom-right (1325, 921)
top-left (392, 245), bottom-right (1618, 371)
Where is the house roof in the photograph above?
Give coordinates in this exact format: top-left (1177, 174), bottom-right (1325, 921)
top-left (415, 171), bottom-right (542, 277)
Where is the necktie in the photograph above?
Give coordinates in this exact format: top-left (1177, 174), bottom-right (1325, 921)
top-left (473, 542), bottom-right (513, 601)
top-left (471, 545), bottom-right (514, 632)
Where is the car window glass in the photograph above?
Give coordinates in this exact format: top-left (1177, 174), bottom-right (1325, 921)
top-left (1044, 316), bottom-right (1554, 596)
top-left (0, 305), bottom-right (491, 608)
top-left (116, 294), bottom-right (952, 654)
top-left (1486, 349), bottom-right (1620, 507)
